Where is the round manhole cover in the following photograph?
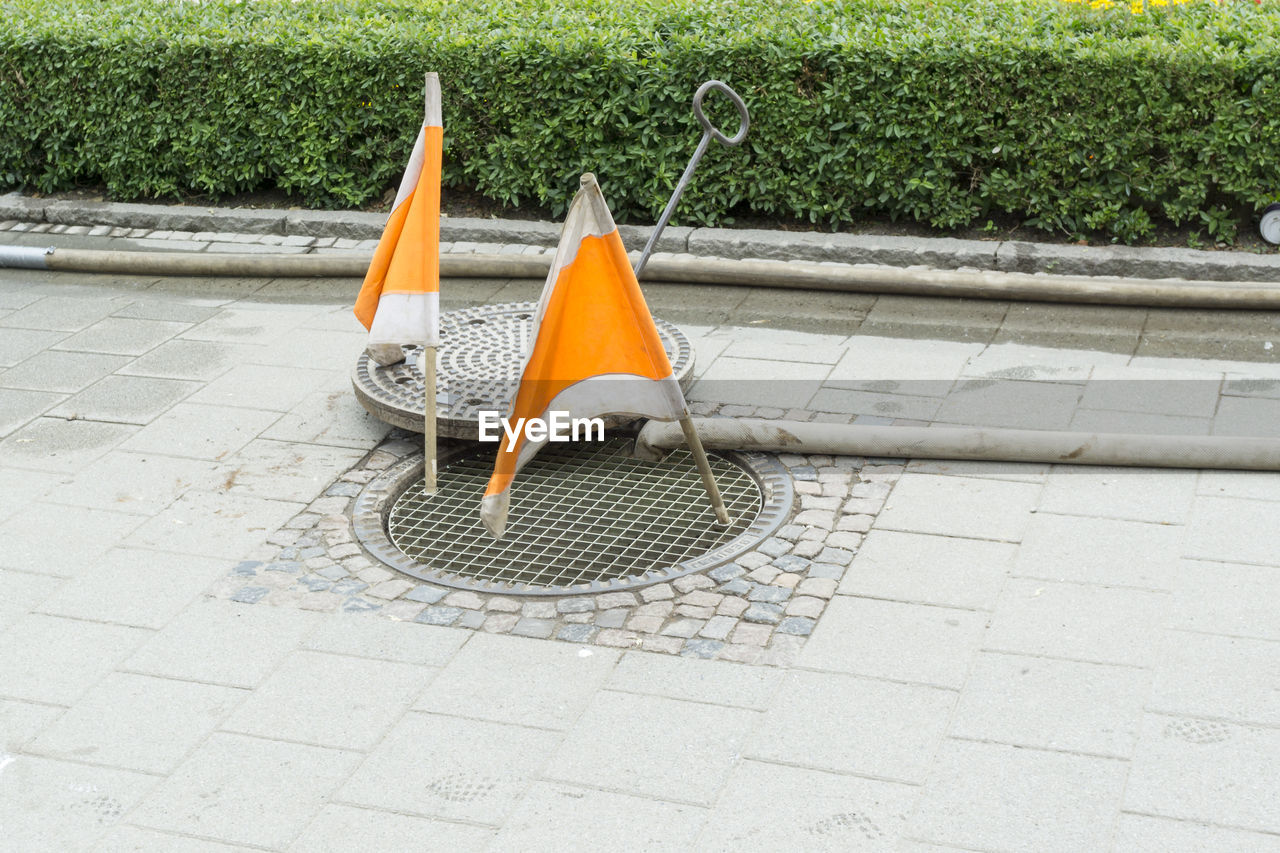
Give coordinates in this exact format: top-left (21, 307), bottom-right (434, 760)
top-left (352, 436), bottom-right (793, 596)
top-left (351, 302), bottom-right (695, 438)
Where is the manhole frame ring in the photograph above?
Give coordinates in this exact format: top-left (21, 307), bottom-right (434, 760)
top-left (351, 441), bottom-right (794, 597)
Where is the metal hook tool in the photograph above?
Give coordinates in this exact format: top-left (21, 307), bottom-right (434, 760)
top-left (633, 80), bottom-right (750, 279)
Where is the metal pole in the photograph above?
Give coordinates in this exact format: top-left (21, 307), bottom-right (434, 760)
top-left (680, 413), bottom-right (732, 526)
top-left (423, 72), bottom-right (441, 494)
top-left (634, 133), bottom-right (711, 279)
top-left (636, 80), bottom-right (749, 526)
top-left (633, 80), bottom-right (750, 281)
top-left (423, 345), bottom-right (438, 494)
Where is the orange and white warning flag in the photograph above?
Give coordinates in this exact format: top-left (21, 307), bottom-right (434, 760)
top-left (480, 173), bottom-right (687, 537)
top-left (353, 73), bottom-right (442, 365)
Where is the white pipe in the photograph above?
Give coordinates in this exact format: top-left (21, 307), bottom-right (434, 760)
top-left (4, 246), bottom-right (1280, 309)
top-left (635, 418), bottom-right (1280, 471)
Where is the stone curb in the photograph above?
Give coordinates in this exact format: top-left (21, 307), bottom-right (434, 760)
top-left (5, 191), bottom-right (1280, 282)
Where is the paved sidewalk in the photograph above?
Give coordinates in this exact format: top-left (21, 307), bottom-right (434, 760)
top-left (2, 259), bottom-right (1280, 851)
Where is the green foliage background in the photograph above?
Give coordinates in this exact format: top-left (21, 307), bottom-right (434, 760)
top-left (3, 0), bottom-right (1280, 243)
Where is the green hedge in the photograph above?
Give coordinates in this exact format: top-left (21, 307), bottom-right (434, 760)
top-left (3, 0), bottom-right (1280, 243)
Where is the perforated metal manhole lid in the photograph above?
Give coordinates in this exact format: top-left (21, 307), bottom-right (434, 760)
top-left (351, 302), bottom-right (695, 438)
top-left (352, 436), bottom-right (792, 596)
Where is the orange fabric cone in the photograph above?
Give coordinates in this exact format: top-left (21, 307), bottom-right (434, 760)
top-left (353, 74), bottom-right (442, 365)
top-left (480, 173), bottom-right (687, 537)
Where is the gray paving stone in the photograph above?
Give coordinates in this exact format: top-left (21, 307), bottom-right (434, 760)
top-left (38, 547), bottom-right (226, 629)
top-left (696, 759), bottom-right (917, 851)
top-left (698, 614), bottom-right (738, 641)
top-left (742, 603), bottom-right (784, 624)
top-left (594, 608), bottom-right (627, 628)
top-left (119, 338), bottom-right (255, 382)
top-left (404, 584), bottom-right (448, 604)
top-left (0, 387), bottom-right (62, 439)
top-left (1126, 713), bottom-right (1280, 834)
top-left (0, 328), bottom-right (67, 369)
top-left (291, 804), bottom-right (495, 852)
top-left (182, 306), bottom-right (312, 346)
top-left (340, 712), bottom-right (560, 825)
top-left (1113, 812), bottom-right (1280, 852)
top-left (747, 584), bottom-right (791, 604)
top-left (1197, 469), bottom-right (1280, 503)
top-left (0, 613), bottom-right (151, 705)
top-left (1039, 465), bottom-right (1198, 524)
top-left (303, 616), bottom-right (466, 666)
top-left (985, 579), bottom-right (1172, 667)
top-left (29, 672), bottom-right (243, 774)
top-left (0, 502), bottom-right (145, 577)
top-left (800, 597), bottom-right (985, 689)
top-left (1149, 631), bottom-right (1280, 726)
top-left (126, 599), bottom-right (320, 687)
top-left (607, 651), bottom-right (780, 710)
top-left (1170, 559), bottom-right (1280, 641)
top-left (52, 316), bottom-right (187, 356)
top-left (44, 450), bottom-right (219, 517)
top-left (415, 606), bottom-right (463, 627)
top-left (456, 609), bottom-right (487, 629)
top-left (814, 547), bottom-right (854, 567)
top-left (839, 529), bottom-right (1014, 611)
top-left (556, 623), bottom-right (598, 643)
top-left (0, 568), bottom-right (60, 635)
top-left (49, 374), bottom-right (198, 425)
top-left (0, 415), bottom-right (136, 473)
top-left (1, 349), bottom-right (131, 394)
top-left (508, 617), bottom-right (553, 638)
top-left (230, 585), bottom-right (269, 603)
top-left (125, 489), bottom-right (302, 560)
top-left (776, 616), bottom-right (815, 636)
top-left (951, 652), bottom-right (1150, 759)
top-left (680, 638), bottom-right (724, 659)
top-left (224, 650), bottom-right (433, 750)
top-left (1186, 496), bottom-right (1280, 567)
top-left (770, 554), bottom-right (811, 574)
top-left (751, 670), bottom-right (952, 783)
top-left (340, 591), bottom-right (378, 612)
top-left (1012, 513), bottom-right (1184, 589)
top-left (121, 402), bottom-right (280, 461)
top-left (0, 755), bottom-right (156, 852)
top-left (875, 473), bottom-right (1040, 542)
top-left (189, 362), bottom-right (332, 413)
top-left (130, 732), bottom-right (359, 849)
top-left (545, 690), bottom-right (759, 805)
top-left (0, 294), bottom-right (123, 332)
top-left (595, 591), bottom-right (639, 609)
top-left (416, 631), bottom-right (617, 729)
top-left (661, 617), bottom-right (705, 638)
top-left (757, 537), bottom-right (792, 557)
top-left (492, 782), bottom-right (703, 851)
top-left (909, 738), bottom-right (1128, 851)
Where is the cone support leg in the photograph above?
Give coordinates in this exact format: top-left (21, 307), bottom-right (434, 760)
top-left (423, 345), bottom-right (438, 494)
top-left (679, 414), bottom-right (731, 526)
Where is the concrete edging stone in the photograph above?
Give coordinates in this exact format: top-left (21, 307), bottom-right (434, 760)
top-left (5, 191), bottom-right (1280, 282)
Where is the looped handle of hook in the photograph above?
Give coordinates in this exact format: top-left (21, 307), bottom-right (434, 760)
top-left (692, 80), bottom-right (750, 147)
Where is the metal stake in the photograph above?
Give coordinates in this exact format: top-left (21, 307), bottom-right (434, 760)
top-left (423, 71), bottom-right (442, 495)
top-left (634, 80), bottom-right (749, 528)
top-left (633, 80), bottom-right (750, 280)
top-left (423, 345), bottom-right (438, 494)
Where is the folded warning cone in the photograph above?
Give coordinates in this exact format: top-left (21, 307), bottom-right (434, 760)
top-left (480, 173), bottom-right (687, 537)
top-left (353, 73), bottom-right (443, 366)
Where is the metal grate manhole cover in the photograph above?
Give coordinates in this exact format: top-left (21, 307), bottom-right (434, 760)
top-left (351, 302), bottom-right (694, 438)
top-left (352, 436), bottom-right (792, 596)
